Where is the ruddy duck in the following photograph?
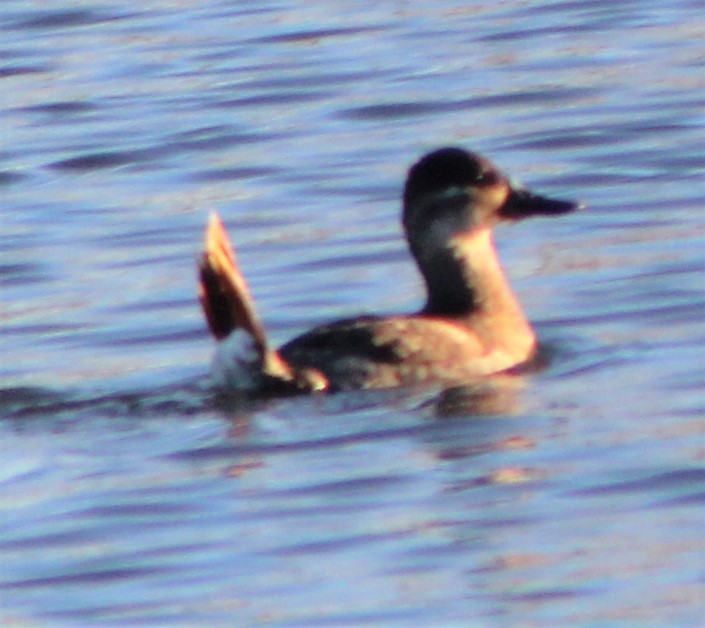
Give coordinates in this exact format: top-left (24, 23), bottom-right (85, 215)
top-left (198, 147), bottom-right (581, 394)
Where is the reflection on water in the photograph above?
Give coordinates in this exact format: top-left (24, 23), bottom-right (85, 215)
top-left (2, 0), bottom-right (705, 624)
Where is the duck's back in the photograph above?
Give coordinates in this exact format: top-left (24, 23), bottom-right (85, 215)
top-left (279, 315), bottom-right (524, 390)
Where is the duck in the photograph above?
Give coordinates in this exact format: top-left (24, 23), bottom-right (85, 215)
top-left (198, 146), bottom-right (581, 394)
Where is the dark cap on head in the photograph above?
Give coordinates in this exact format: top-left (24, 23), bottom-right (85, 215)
top-left (403, 147), bottom-right (491, 209)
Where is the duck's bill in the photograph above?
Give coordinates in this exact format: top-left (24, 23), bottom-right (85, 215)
top-left (499, 189), bottom-right (583, 220)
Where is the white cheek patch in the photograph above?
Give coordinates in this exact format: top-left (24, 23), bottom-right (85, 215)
top-left (427, 213), bottom-right (460, 245)
top-left (418, 210), bottom-right (472, 262)
top-left (211, 330), bottom-right (263, 390)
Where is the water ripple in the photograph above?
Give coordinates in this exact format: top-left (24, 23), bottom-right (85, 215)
top-left (2, 0), bottom-right (705, 624)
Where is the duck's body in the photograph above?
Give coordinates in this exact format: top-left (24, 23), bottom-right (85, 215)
top-left (198, 147), bottom-right (580, 394)
top-left (279, 314), bottom-right (523, 391)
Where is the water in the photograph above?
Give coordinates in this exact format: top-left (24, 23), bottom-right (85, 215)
top-left (2, 0), bottom-right (705, 624)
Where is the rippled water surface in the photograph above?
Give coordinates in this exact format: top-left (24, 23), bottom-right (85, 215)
top-left (2, 0), bottom-right (705, 624)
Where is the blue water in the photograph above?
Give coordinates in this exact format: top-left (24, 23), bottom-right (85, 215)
top-left (2, 1), bottom-right (705, 624)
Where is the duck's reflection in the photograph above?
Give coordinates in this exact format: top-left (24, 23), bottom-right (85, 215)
top-left (212, 371), bottom-right (533, 478)
top-left (427, 376), bottom-right (525, 418)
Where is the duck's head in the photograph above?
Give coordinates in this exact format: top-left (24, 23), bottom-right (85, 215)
top-left (402, 147), bottom-right (581, 257)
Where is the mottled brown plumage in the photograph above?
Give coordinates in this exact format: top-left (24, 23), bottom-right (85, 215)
top-left (198, 147), bottom-right (580, 394)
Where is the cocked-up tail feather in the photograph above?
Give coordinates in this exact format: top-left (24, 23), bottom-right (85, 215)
top-left (198, 212), bottom-right (327, 394)
top-left (198, 212), bottom-right (267, 345)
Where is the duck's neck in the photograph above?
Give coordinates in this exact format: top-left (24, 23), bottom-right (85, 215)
top-left (419, 228), bottom-right (536, 354)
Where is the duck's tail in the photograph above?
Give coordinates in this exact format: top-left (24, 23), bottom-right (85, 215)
top-left (198, 212), bottom-right (327, 394)
top-left (198, 212), bottom-right (266, 345)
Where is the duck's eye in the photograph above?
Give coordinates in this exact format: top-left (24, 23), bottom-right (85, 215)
top-left (476, 170), bottom-right (499, 186)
